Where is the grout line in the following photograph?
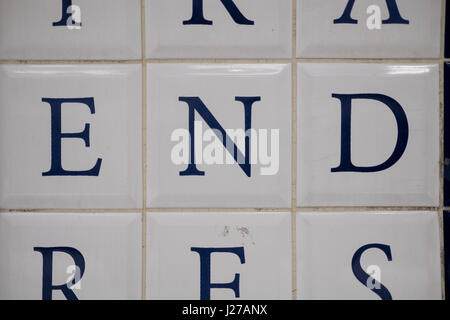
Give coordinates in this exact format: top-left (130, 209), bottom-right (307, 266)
top-left (439, 0), bottom-right (446, 300)
top-left (145, 208), bottom-right (292, 212)
top-left (0, 59), bottom-right (143, 64)
top-left (294, 207), bottom-right (441, 212)
top-left (0, 58), bottom-right (443, 65)
top-left (291, 0), bottom-right (297, 301)
top-left (140, 0), bottom-right (147, 301)
top-left (0, 209), bottom-right (143, 213)
top-left (0, 206), bottom-right (441, 213)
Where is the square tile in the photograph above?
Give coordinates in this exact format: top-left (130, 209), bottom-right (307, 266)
top-left (0, 64), bottom-right (142, 209)
top-left (0, 0), bottom-right (141, 60)
top-left (297, 63), bottom-right (439, 207)
top-left (445, 211), bottom-right (450, 300)
top-left (147, 211), bottom-right (291, 300)
top-left (146, 0), bottom-right (292, 58)
top-left (297, 0), bottom-right (442, 58)
top-left (296, 211), bottom-right (442, 300)
top-left (0, 212), bottom-right (142, 300)
top-left (147, 63), bottom-right (291, 208)
top-left (445, 63), bottom-right (450, 206)
top-left (446, 0), bottom-right (450, 58)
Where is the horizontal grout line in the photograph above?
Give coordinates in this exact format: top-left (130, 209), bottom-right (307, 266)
top-left (295, 206), bottom-right (441, 212)
top-left (0, 58), bottom-right (444, 65)
top-left (0, 59), bottom-right (143, 64)
top-left (0, 209), bottom-right (142, 213)
top-left (1, 207), bottom-right (442, 213)
top-left (145, 208), bottom-right (291, 212)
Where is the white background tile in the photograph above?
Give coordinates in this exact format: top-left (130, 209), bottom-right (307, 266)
top-left (147, 211), bottom-right (292, 300)
top-left (0, 0), bottom-right (141, 60)
top-left (297, 63), bottom-right (439, 207)
top-left (297, 0), bottom-right (442, 58)
top-left (296, 211), bottom-right (441, 300)
top-left (0, 212), bottom-right (142, 300)
top-left (147, 63), bottom-right (291, 208)
top-left (146, 0), bottom-right (292, 58)
top-left (0, 64), bottom-right (142, 209)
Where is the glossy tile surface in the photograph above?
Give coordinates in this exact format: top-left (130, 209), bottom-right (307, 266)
top-left (147, 212), bottom-right (291, 299)
top-left (445, 211), bottom-right (450, 300)
top-left (297, 63), bottom-right (439, 207)
top-left (445, 63), bottom-right (450, 206)
top-left (297, 0), bottom-right (442, 58)
top-left (0, 64), bottom-right (142, 209)
top-left (296, 211), bottom-right (441, 300)
top-left (0, 212), bottom-right (142, 300)
top-left (446, 0), bottom-right (450, 58)
top-left (147, 64), bottom-right (291, 208)
top-left (146, 0), bottom-right (292, 58)
top-left (0, 0), bottom-right (141, 60)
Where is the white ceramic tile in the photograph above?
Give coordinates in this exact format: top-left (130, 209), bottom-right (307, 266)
top-left (296, 211), bottom-right (441, 300)
top-left (147, 212), bottom-right (291, 300)
top-left (146, 0), bottom-right (292, 58)
top-left (0, 64), bottom-right (142, 209)
top-left (147, 63), bottom-right (291, 208)
top-left (297, 0), bottom-right (442, 58)
top-left (0, 212), bottom-right (141, 300)
top-left (0, 0), bottom-right (141, 60)
top-left (297, 63), bottom-right (439, 207)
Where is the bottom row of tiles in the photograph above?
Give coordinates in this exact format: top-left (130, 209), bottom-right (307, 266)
top-left (0, 211), bottom-right (442, 300)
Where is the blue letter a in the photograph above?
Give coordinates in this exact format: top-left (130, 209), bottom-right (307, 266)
top-left (334, 0), bottom-right (409, 24)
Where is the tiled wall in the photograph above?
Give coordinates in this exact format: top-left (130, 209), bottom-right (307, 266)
top-left (0, 0), bottom-right (448, 300)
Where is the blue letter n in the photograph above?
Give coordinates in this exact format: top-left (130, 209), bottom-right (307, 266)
top-left (178, 96), bottom-right (260, 177)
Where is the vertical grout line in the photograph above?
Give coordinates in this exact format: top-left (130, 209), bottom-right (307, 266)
top-left (291, 0), bottom-right (297, 301)
top-left (140, 0), bottom-right (147, 301)
top-left (440, 0), bottom-right (447, 301)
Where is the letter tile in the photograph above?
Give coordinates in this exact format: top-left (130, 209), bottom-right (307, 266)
top-left (444, 211), bottom-right (450, 300)
top-left (297, 0), bottom-right (442, 58)
top-left (297, 63), bottom-right (439, 207)
top-left (147, 63), bottom-right (291, 208)
top-left (0, 64), bottom-right (142, 209)
top-left (296, 211), bottom-right (441, 300)
top-left (0, 0), bottom-right (141, 60)
top-left (0, 212), bottom-right (142, 300)
top-left (146, 211), bottom-right (291, 299)
top-left (146, 0), bottom-right (292, 58)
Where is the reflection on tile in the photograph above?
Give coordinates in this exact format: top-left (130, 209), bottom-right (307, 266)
top-left (146, 0), bottom-right (292, 58)
top-left (0, 212), bottom-right (142, 300)
top-left (0, 0), bottom-right (141, 60)
top-left (147, 63), bottom-right (291, 208)
top-left (0, 64), bottom-right (142, 209)
top-left (147, 212), bottom-right (291, 299)
top-left (297, 0), bottom-right (442, 58)
top-left (297, 63), bottom-right (439, 207)
top-left (296, 211), bottom-right (441, 300)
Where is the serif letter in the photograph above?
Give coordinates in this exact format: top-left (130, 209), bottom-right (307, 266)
top-left (183, 0), bottom-right (254, 25)
top-left (331, 93), bottom-right (408, 173)
top-left (178, 96), bottom-right (260, 177)
top-left (191, 247), bottom-right (245, 300)
top-left (334, 0), bottom-right (409, 24)
top-left (41, 97), bottom-right (102, 176)
top-left (352, 243), bottom-right (392, 300)
top-left (53, 0), bottom-right (72, 26)
top-left (34, 247), bottom-right (85, 300)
